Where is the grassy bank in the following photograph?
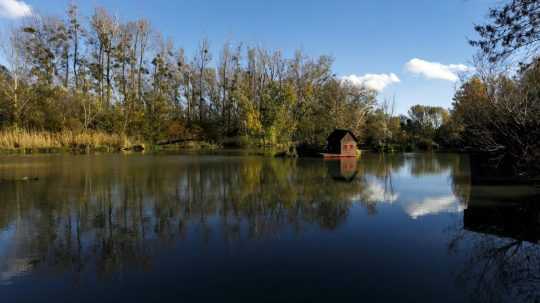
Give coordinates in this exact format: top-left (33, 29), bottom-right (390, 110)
top-left (0, 130), bottom-right (133, 153)
top-left (155, 140), bottom-right (221, 151)
top-left (0, 130), bottom-right (454, 156)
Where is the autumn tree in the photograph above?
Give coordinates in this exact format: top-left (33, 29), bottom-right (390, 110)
top-left (0, 4), bottom-right (397, 149)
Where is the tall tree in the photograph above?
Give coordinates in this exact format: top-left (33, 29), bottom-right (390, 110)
top-left (67, 3), bottom-right (82, 90)
top-left (195, 39), bottom-right (211, 122)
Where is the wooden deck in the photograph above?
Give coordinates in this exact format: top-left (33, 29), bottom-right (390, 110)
top-left (320, 153), bottom-right (358, 159)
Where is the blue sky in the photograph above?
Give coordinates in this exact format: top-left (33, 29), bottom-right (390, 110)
top-left (0, 0), bottom-right (495, 114)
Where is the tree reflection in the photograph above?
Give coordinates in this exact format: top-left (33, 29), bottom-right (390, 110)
top-left (0, 153), bottom-right (471, 282)
top-left (449, 185), bottom-right (540, 303)
top-left (0, 156), bottom-right (359, 279)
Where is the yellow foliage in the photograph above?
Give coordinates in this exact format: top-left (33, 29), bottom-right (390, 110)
top-left (237, 92), bottom-right (262, 136)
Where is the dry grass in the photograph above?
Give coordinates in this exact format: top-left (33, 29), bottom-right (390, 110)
top-left (0, 130), bottom-right (132, 151)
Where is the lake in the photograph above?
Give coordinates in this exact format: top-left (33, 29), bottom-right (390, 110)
top-left (0, 152), bottom-right (538, 303)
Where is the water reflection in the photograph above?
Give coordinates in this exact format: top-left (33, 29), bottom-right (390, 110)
top-left (0, 155), bottom-right (454, 276)
top-left (0, 155), bottom-right (362, 282)
top-left (449, 185), bottom-right (540, 303)
top-left (0, 153), bottom-right (537, 302)
top-left (327, 158), bottom-right (358, 182)
top-left (405, 195), bottom-right (464, 219)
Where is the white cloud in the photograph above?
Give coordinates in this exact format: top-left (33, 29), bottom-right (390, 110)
top-left (341, 73), bottom-right (400, 92)
top-left (0, 0), bottom-right (32, 19)
top-left (404, 195), bottom-right (465, 219)
top-left (405, 58), bottom-right (474, 82)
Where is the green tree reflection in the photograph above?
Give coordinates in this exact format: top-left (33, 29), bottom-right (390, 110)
top-left (0, 153), bottom-right (469, 280)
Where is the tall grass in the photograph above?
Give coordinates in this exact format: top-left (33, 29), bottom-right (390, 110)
top-left (0, 130), bottom-right (132, 151)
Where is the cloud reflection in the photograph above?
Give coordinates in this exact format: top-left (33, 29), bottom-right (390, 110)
top-left (352, 180), bottom-right (399, 204)
top-left (405, 195), bottom-right (464, 219)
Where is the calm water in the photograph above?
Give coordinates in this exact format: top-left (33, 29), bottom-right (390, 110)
top-left (0, 153), bottom-right (538, 303)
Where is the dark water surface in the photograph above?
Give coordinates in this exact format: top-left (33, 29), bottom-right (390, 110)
top-left (0, 153), bottom-right (538, 303)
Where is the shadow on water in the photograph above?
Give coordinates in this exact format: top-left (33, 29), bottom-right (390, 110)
top-left (0, 152), bottom-right (538, 302)
top-left (450, 178), bottom-right (540, 302)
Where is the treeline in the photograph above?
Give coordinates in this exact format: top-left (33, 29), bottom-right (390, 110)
top-left (0, 4), bottom-right (464, 152)
top-left (0, 4), bottom-right (380, 148)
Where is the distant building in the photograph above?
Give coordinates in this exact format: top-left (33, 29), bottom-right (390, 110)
top-left (323, 129), bottom-right (358, 158)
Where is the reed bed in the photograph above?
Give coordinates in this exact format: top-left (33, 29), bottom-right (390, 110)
top-left (0, 130), bottom-right (132, 151)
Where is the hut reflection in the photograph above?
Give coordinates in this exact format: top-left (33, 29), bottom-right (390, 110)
top-left (327, 158), bottom-right (358, 182)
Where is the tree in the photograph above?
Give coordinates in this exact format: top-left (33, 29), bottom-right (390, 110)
top-left (89, 8), bottom-right (119, 105)
top-left (194, 39), bottom-right (212, 122)
top-left (453, 69), bottom-right (540, 175)
top-left (452, 77), bottom-right (492, 148)
top-left (406, 105), bottom-right (449, 146)
top-left (470, 0), bottom-right (540, 63)
top-left (0, 28), bottom-right (29, 129)
top-left (67, 3), bottom-right (82, 90)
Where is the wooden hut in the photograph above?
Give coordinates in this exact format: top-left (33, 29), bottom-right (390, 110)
top-left (322, 129), bottom-right (358, 158)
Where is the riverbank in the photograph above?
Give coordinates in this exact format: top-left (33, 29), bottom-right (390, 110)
top-left (0, 130), bottom-right (226, 154)
top-left (0, 130), bottom-right (455, 156)
top-left (0, 130), bottom-right (514, 158)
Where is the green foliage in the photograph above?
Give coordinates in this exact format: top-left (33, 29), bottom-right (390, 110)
top-left (260, 82), bottom-right (297, 145)
top-left (398, 105), bottom-right (451, 150)
top-left (0, 4), bottom-right (388, 149)
top-left (452, 64), bottom-right (540, 175)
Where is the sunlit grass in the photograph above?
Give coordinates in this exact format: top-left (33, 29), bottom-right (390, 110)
top-left (0, 130), bottom-right (132, 151)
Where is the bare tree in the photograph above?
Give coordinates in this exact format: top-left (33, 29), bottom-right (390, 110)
top-left (0, 28), bottom-right (29, 129)
top-left (194, 38), bottom-right (211, 122)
